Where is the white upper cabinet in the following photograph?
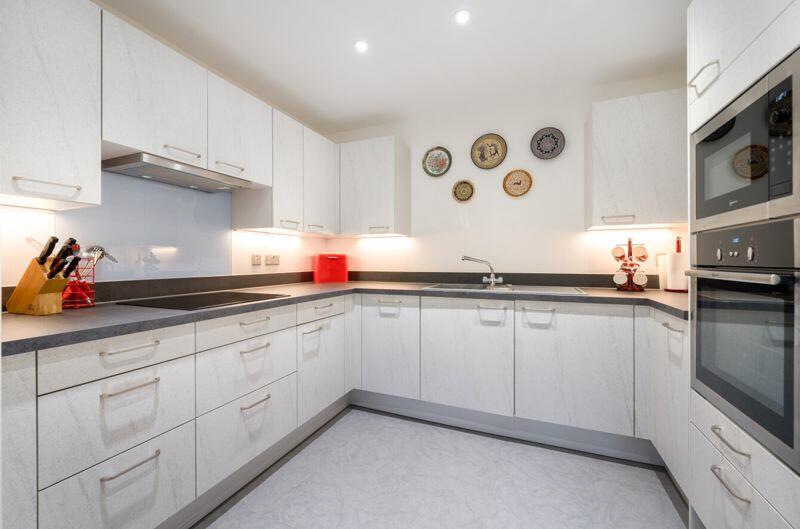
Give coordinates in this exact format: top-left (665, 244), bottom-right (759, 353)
top-left (0, 0), bottom-right (101, 208)
top-left (340, 136), bottom-right (410, 235)
top-left (102, 12), bottom-right (207, 166)
top-left (587, 88), bottom-right (687, 227)
top-left (303, 127), bottom-right (339, 234)
top-left (208, 72), bottom-right (272, 186)
top-left (272, 110), bottom-right (304, 230)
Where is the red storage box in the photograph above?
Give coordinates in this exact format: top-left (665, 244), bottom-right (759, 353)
top-left (313, 254), bottom-right (348, 283)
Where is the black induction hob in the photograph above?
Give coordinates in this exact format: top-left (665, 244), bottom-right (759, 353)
top-left (118, 291), bottom-right (290, 311)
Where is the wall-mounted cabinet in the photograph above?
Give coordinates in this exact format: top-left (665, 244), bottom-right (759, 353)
top-left (586, 88), bottom-right (687, 228)
top-left (208, 72), bottom-right (272, 187)
top-left (102, 11), bottom-right (208, 166)
top-left (0, 0), bottom-right (101, 209)
top-left (303, 127), bottom-right (339, 234)
top-left (340, 136), bottom-right (411, 236)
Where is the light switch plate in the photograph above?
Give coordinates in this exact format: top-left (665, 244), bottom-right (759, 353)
top-left (264, 255), bottom-right (280, 265)
top-left (251, 254), bottom-right (262, 266)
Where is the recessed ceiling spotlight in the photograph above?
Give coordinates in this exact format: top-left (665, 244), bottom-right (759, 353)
top-left (354, 40), bottom-right (369, 53)
top-left (454, 9), bottom-right (471, 25)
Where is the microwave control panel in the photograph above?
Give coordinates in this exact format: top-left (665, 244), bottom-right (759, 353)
top-left (695, 219), bottom-right (795, 268)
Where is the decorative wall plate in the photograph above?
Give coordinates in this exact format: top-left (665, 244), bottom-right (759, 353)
top-left (502, 169), bottom-right (532, 197)
top-left (531, 127), bottom-right (565, 159)
top-left (452, 180), bottom-right (474, 202)
top-left (732, 144), bottom-right (769, 179)
top-left (471, 133), bottom-right (507, 169)
top-left (422, 146), bottom-right (452, 177)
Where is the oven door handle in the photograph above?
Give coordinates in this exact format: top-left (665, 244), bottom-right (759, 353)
top-left (685, 269), bottom-right (782, 286)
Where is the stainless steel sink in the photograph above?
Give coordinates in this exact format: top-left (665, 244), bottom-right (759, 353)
top-left (423, 284), bottom-right (587, 295)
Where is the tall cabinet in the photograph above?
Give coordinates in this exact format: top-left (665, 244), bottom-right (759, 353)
top-left (303, 128), bottom-right (339, 234)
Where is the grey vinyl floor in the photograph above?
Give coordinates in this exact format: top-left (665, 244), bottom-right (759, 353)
top-left (195, 408), bottom-right (687, 529)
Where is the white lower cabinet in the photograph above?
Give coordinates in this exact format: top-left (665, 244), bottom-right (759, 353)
top-left (361, 294), bottom-right (420, 399)
top-left (515, 301), bottom-right (634, 436)
top-left (38, 421), bottom-right (196, 529)
top-left (344, 294), bottom-right (363, 392)
top-left (196, 373), bottom-right (298, 495)
top-left (37, 355), bottom-right (195, 489)
top-left (421, 297), bottom-right (514, 416)
top-left (691, 426), bottom-right (790, 529)
top-left (297, 315), bottom-right (345, 424)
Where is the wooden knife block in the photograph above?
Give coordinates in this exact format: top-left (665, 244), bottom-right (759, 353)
top-left (6, 259), bottom-right (69, 316)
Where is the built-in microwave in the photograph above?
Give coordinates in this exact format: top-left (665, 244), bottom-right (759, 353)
top-left (691, 48), bottom-right (799, 232)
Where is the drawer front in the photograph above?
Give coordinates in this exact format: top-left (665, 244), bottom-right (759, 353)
top-left (38, 356), bottom-right (195, 489)
top-left (38, 421), bottom-right (195, 529)
top-left (38, 323), bottom-right (194, 394)
top-left (196, 326), bottom-right (297, 415)
top-left (691, 425), bottom-right (790, 529)
top-left (296, 296), bottom-right (345, 324)
top-left (692, 391), bottom-right (800, 527)
top-left (196, 373), bottom-right (297, 495)
top-left (195, 304), bottom-right (296, 352)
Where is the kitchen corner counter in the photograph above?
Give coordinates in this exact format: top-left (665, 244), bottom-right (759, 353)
top-left (0, 282), bottom-right (688, 356)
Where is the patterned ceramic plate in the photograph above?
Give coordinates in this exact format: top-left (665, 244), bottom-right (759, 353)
top-left (423, 146), bottom-right (452, 177)
top-left (531, 127), bottom-right (565, 159)
top-left (471, 133), bottom-right (507, 169)
top-left (502, 169), bottom-right (532, 197)
top-left (732, 144), bottom-right (769, 179)
top-left (452, 180), bottom-right (474, 202)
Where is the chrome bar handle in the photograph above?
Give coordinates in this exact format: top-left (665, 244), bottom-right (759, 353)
top-left (688, 60), bottom-right (720, 96)
top-left (600, 214), bottom-right (636, 224)
top-left (314, 303), bottom-right (334, 310)
top-left (661, 322), bottom-right (685, 333)
top-left (685, 269), bottom-right (781, 285)
top-left (710, 465), bottom-right (751, 504)
top-left (99, 340), bottom-right (160, 357)
top-left (307, 224), bottom-right (324, 230)
top-left (100, 377), bottom-right (160, 399)
top-left (522, 307), bottom-right (556, 313)
top-left (215, 160), bottom-right (245, 172)
top-left (368, 226), bottom-right (390, 233)
top-left (240, 393), bottom-right (271, 412)
top-left (163, 144), bottom-right (202, 159)
top-left (280, 219), bottom-right (301, 228)
top-left (711, 425), bottom-right (751, 458)
top-left (302, 326), bottom-right (322, 336)
top-left (12, 176), bottom-right (82, 191)
top-left (240, 342), bottom-right (270, 355)
top-left (240, 316), bottom-right (270, 327)
top-left (478, 305), bottom-right (507, 311)
top-left (377, 299), bottom-right (402, 305)
top-left (100, 449), bottom-right (161, 483)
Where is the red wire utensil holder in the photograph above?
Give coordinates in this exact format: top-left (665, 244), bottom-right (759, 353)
top-left (62, 257), bottom-right (96, 309)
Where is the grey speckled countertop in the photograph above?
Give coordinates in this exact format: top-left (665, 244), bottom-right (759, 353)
top-left (1, 281), bottom-right (688, 356)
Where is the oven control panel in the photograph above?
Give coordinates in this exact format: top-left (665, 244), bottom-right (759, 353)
top-left (695, 219), bottom-right (795, 268)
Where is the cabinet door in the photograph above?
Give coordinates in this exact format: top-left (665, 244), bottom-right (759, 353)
top-left (208, 72), bottom-right (272, 186)
top-left (297, 315), bottom-right (345, 424)
top-left (421, 297), bottom-right (514, 416)
top-left (272, 110), bottom-right (304, 230)
top-left (103, 12), bottom-right (207, 166)
top-left (344, 294), bottom-right (363, 392)
top-left (634, 306), bottom-right (656, 440)
top-left (340, 136), bottom-right (396, 234)
top-left (515, 301), bottom-right (634, 436)
top-left (0, 0), bottom-right (100, 207)
top-left (362, 294), bottom-right (420, 399)
top-left (303, 127), bottom-right (339, 234)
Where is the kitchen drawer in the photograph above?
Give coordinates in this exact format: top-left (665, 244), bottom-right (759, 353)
top-left (296, 296), bottom-right (345, 324)
top-left (196, 373), bottom-right (297, 495)
top-left (692, 391), bottom-right (800, 527)
top-left (691, 425), bottom-right (790, 529)
top-left (38, 323), bottom-right (194, 395)
top-left (38, 356), bottom-right (195, 489)
top-left (195, 304), bottom-right (296, 352)
top-left (38, 421), bottom-right (195, 529)
top-left (196, 326), bottom-right (297, 415)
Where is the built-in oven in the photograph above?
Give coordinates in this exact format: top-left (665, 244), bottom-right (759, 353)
top-left (688, 218), bottom-right (800, 472)
top-left (691, 48), bottom-right (798, 232)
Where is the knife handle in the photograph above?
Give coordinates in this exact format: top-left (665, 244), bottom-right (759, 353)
top-left (37, 236), bottom-right (59, 265)
top-left (51, 238), bottom-right (77, 267)
top-left (47, 259), bottom-right (68, 279)
top-left (61, 256), bottom-right (81, 279)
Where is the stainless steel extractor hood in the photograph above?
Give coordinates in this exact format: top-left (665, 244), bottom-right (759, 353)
top-left (102, 152), bottom-right (253, 193)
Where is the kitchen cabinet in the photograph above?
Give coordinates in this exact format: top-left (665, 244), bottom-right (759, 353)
top-left (687, 0), bottom-right (799, 132)
top-left (587, 88), bottom-right (687, 228)
top-left (272, 110), bottom-right (305, 230)
top-left (362, 294), bottom-right (420, 399)
top-left (420, 297), bottom-right (514, 416)
top-left (344, 294), bottom-right (363, 392)
top-left (340, 136), bottom-right (411, 236)
top-left (2, 353), bottom-right (37, 529)
top-left (515, 301), bottom-right (634, 436)
top-left (102, 11), bottom-right (208, 166)
top-left (0, 0), bottom-right (101, 209)
top-left (303, 127), bottom-right (339, 234)
top-left (208, 72), bottom-right (273, 186)
top-left (297, 315), bottom-right (345, 424)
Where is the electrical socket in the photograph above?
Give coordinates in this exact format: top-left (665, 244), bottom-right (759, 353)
top-left (264, 255), bottom-right (280, 265)
top-left (251, 254), bottom-right (262, 266)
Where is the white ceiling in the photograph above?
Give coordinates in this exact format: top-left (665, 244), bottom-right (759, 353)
top-left (98, 0), bottom-right (690, 134)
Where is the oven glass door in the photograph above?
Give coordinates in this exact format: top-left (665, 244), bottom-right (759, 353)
top-left (696, 273), bottom-right (795, 446)
top-left (694, 76), bottom-right (793, 220)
